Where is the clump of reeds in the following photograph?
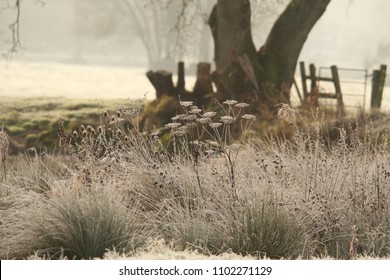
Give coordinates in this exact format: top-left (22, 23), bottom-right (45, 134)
top-left (3, 181), bottom-right (148, 259)
top-left (4, 98), bottom-right (390, 260)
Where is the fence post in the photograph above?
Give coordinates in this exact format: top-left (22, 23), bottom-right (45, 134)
top-left (309, 63), bottom-right (317, 93)
top-left (331, 65), bottom-right (345, 117)
top-left (371, 65), bottom-right (387, 111)
top-left (177, 61), bottom-right (185, 93)
top-left (300, 61), bottom-right (308, 102)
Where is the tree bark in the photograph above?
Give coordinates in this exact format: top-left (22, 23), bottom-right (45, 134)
top-left (146, 70), bottom-right (177, 99)
top-left (209, 0), bottom-right (264, 103)
top-left (193, 62), bottom-right (214, 104)
top-left (209, 0), bottom-right (332, 111)
top-left (259, 0), bottom-right (332, 101)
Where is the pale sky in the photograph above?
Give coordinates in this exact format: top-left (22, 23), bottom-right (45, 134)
top-left (1, 0), bottom-right (389, 71)
top-left (300, 0), bottom-right (390, 69)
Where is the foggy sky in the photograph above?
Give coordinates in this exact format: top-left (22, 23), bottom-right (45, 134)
top-left (1, 0), bottom-right (390, 71)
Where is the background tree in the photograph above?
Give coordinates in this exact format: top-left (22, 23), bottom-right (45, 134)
top-left (0, 0), bottom-right (22, 58)
top-left (209, 0), bottom-right (332, 112)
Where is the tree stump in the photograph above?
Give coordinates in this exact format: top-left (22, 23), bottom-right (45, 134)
top-left (177, 61), bottom-right (185, 95)
top-left (193, 62), bottom-right (214, 104)
top-left (146, 70), bottom-right (177, 99)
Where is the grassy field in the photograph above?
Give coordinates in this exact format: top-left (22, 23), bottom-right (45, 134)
top-left (0, 96), bottom-right (141, 153)
top-left (1, 98), bottom-right (390, 260)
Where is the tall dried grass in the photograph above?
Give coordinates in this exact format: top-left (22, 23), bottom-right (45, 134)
top-left (1, 101), bottom-right (390, 259)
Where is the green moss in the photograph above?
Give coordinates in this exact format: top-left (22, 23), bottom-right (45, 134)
top-left (0, 97), bottom-right (138, 153)
top-left (143, 95), bottom-right (181, 130)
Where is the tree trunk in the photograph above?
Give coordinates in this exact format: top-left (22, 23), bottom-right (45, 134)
top-left (259, 0), bottom-right (332, 101)
top-left (146, 70), bottom-right (177, 99)
top-left (209, 0), bottom-right (263, 104)
top-left (209, 0), bottom-right (332, 112)
top-left (193, 62), bottom-right (214, 104)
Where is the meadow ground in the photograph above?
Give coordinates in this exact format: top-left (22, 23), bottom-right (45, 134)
top-left (1, 59), bottom-right (390, 260)
top-left (1, 98), bottom-right (390, 260)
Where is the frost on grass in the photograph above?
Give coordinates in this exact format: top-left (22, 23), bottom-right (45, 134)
top-left (0, 128), bottom-right (9, 180)
top-left (2, 99), bottom-right (390, 260)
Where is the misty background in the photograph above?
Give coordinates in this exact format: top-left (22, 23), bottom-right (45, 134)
top-left (0, 0), bottom-right (389, 103)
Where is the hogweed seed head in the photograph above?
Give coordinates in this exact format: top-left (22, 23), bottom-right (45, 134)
top-left (209, 122), bottom-right (223, 128)
top-left (150, 130), bottom-right (160, 137)
top-left (223, 99), bottom-right (238, 105)
top-left (183, 115), bottom-right (197, 121)
top-left (220, 115), bottom-right (235, 124)
top-left (165, 123), bottom-right (181, 129)
top-left (206, 140), bottom-right (219, 146)
top-left (241, 114), bottom-right (256, 120)
top-left (186, 122), bottom-right (197, 128)
top-left (174, 130), bottom-right (187, 137)
top-left (202, 112), bottom-right (216, 118)
top-left (171, 114), bottom-right (185, 121)
top-left (189, 108), bottom-right (202, 114)
top-left (197, 118), bottom-right (211, 124)
top-left (180, 101), bottom-right (193, 107)
top-left (235, 102), bottom-right (249, 108)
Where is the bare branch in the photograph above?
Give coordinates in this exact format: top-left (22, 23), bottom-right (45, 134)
top-left (1, 0), bottom-right (21, 60)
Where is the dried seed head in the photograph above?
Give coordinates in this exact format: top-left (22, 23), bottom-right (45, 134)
top-left (180, 101), bottom-right (193, 107)
top-left (109, 118), bottom-right (124, 125)
top-left (235, 102), bottom-right (249, 108)
top-left (116, 111), bottom-right (122, 117)
top-left (223, 99), bottom-right (238, 105)
top-left (165, 122), bottom-right (181, 129)
top-left (72, 131), bottom-right (78, 138)
top-left (171, 114), bottom-right (185, 121)
top-left (80, 125), bottom-right (86, 132)
top-left (202, 112), bottom-right (216, 118)
top-left (86, 125), bottom-right (92, 132)
top-left (186, 122), bottom-right (197, 128)
top-left (82, 130), bottom-right (87, 138)
top-left (174, 127), bottom-right (188, 136)
top-left (206, 140), bottom-right (219, 146)
top-left (98, 126), bottom-right (104, 134)
top-left (150, 130), bottom-right (160, 137)
top-left (116, 129), bottom-right (122, 136)
top-left (189, 108), bottom-right (202, 114)
top-left (241, 114), bottom-right (256, 120)
top-left (124, 136), bottom-right (129, 142)
top-left (197, 117), bottom-right (210, 124)
top-left (102, 111), bottom-right (108, 118)
top-left (209, 122), bottom-right (223, 128)
top-left (183, 114), bottom-right (197, 121)
top-left (220, 115), bottom-right (235, 124)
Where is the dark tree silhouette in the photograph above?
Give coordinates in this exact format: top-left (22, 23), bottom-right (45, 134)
top-left (209, 0), bottom-right (331, 111)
